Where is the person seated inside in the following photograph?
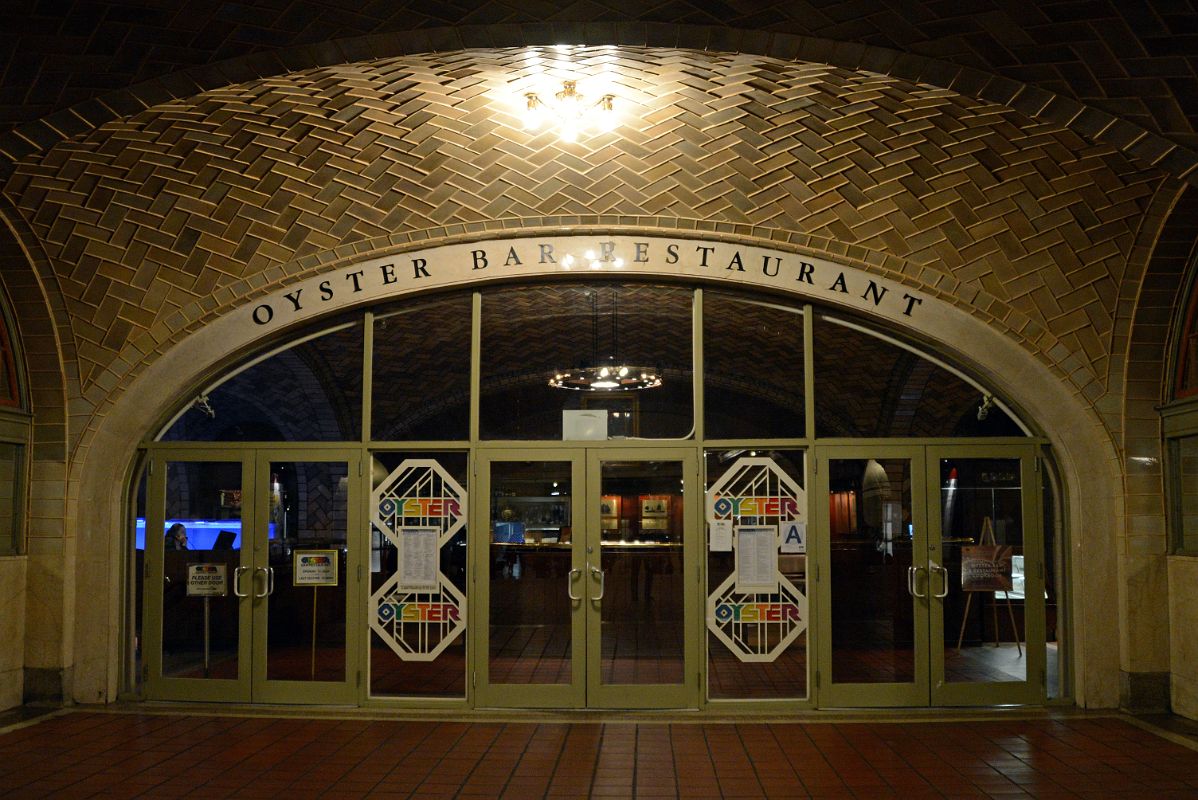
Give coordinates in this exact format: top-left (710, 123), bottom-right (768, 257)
top-left (165, 523), bottom-right (189, 551)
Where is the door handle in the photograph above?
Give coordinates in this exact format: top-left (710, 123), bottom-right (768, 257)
top-left (930, 562), bottom-right (949, 599)
top-left (233, 566), bottom-right (248, 598)
top-left (567, 567), bottom-right (582, 601)
top-left (589, 564), bottom-right (605, 601)
top-left (910, 565), bottom-right (928, 599)
top-left (266, 566), bottom-right (276, 596)
top-left (254, 567), bottom-right (269, 598)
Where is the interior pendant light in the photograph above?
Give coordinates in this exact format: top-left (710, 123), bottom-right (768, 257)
top-left (548, 288), bottom-right (662, 392)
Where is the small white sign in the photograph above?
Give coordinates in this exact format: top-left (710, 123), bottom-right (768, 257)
top-left (399, 527), bottom-right (440, 590)
top-left (294, 549), bottom-right (339, 586)
top-left (780, 520), bottom-right (806, 554)
top-left (709, 519), bottom-right (733, 551)
top-left (735, 525), bottom-right (778, 594)
top-left (563, 409), bottom-right (607, 440)
top-left (186, 563), bottom-right (227, 597)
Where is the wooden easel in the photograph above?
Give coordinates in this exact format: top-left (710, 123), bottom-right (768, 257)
top-left (955, 517), bottom-right (1022, 656)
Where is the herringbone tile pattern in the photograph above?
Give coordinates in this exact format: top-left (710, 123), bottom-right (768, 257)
top-left (4, 1), bottom-right (1198, 149)
top-left (1, 49), bottom-right (1167, 410)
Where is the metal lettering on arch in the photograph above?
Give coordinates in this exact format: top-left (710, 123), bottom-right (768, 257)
top-left (706, 457), bottom-right (808, 663)
top-left (369, 459), bottom-right (467, 662)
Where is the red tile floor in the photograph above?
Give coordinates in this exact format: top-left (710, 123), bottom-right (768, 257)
top-left (2, 709), bottom-right (1198, 798)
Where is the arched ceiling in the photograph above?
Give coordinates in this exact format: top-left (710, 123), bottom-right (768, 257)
top-left (2, 48), bottom-right (1163, 401)
top-left (5, 1), bottom-right (1198, 154)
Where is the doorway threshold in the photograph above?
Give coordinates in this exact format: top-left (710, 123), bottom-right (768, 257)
top-left (100, 699), bottom-right (1090, 726)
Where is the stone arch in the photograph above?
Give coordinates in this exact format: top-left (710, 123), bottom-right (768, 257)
top-left (1117, 184), bottom-right (1198, 707)
top-left (70, 229), bottom-right (1124, 706)
top-left (0, 198), bottom-right (76, 701)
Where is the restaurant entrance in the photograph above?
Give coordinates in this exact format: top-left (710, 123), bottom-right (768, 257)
top-left (815, 444), bottom-right (1045, 706)
top-left (141, 448), bottom-right (364, 704)
top-left (473, 448), bottom-right (701, 709)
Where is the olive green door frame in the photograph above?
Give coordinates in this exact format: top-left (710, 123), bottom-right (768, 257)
top-left (927, 443), bottom-right (1044, 706)
top-left (814, 444), bottom-right (930, 707)
top-left (251, 449), bottom-right (363, 705)
top-left (143, 447), bottom-right (363, 704)
top-left (813, 443), bottom-right (1044, 707)
top-left (143, 448), bottom-right (253, 702)
top-left (472, 447), bottom-right (701, 709)
top-left (473, 448), bottom-right (587, 708)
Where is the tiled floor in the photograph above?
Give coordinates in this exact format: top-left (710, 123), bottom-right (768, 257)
top-left (1, 709), bottom-right (1197, 798)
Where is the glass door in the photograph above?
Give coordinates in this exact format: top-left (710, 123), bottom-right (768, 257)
top-left (475, 450), bottom-right (585, 708)
top-left (586, 449), bottom-right (699, 708)
top-left (143, 449), bottom-right (361, 703)
top-left (814, 444), bottom-right (1045, 707)
top-left (474, 448), bottom-right (699, 709)
top-left (250, 451), bottom-right (362, 704)
top-left (929, 445), bottom-right (1043, 706)
top-left (143, 451), bottom-right (252, 702)
top-left (815, 446), bottom-right (928, 706)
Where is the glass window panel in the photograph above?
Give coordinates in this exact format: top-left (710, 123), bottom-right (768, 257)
top-left (161, 322), bottom-right (364, 442)
top-left (132, 468), bottom-right (146, 692)
top-left (814, 316), bottom-right (1024, 437)
top-left (1174, 286), bottom-right (1198, 399)
top-left (704, 294), bottom-right (805, 439)
top-left (265, 461), bottom-right (349, 683)
top-left (1043, 463), bottom-right (1061, 699)
top-left (705, 449), bottom-right (807, 700)
top-left (488, 461), bottom-right (573, 686)
top-left (161, 461), bottom-right (242, 679)
top-left (940, 458), bottom-right (1026, 684)
top-left (0, 442), bottom-right (20, 555)
top-left (372, 296), bottom-right (471, 441)
top-left (480, 284), bottom-right (693, 440)
top-left (1174, 435), bottom-right (1198, 554)
top-left (828, 457), bottom-right (915, 684)
top-left (599, 459), bottom-right (685, 685)
top-left (0, 316), bottom-right (17, 407)
top-left (370, 451), bottom-right (467, 698)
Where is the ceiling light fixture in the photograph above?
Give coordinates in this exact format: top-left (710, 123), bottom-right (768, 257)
top-left (523, 80), bottom-right (616, 141)
top-left (548, 288), bottom-right (661, 392)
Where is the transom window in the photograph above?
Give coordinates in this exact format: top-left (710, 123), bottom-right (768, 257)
top-left (158, 282), bottom-right (1028, 444)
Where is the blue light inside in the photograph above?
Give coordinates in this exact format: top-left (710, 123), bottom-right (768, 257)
top-left (134, 519), bottom-right (276, 550)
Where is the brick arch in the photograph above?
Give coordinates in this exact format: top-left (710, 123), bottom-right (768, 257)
top-left (1116, 184), bottom-right (1198, 701)
top-left (70, 223), bottom-right (1127, 704)
top-left (0, 21), bottom-right (1195, 185)
top-left (0, 199), bottom-right (76, 701)
top-left (1, 49), bottom-right (1169, 460)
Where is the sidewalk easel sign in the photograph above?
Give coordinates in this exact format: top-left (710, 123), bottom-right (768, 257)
top-left (293, 549), bottom-right (339, 679)
top-left (186, 563), bottom-right (227, 678)
top-left (956, 517), bottom-right (1021, 655)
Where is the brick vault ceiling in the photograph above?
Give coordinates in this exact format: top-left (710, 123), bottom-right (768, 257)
top-left (5, 1), bottom-right (1198, 151)
top-left (2, 47), bottom-right (1164, 399)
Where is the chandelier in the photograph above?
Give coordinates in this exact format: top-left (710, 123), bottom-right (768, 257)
top-left (522, 80), bottom-right (616, 141)
top-left (549, 364), bottom-right (662, 392)
top-left (548, 288), bottom-right (661, 392)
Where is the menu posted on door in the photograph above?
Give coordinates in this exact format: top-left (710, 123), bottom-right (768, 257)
top-left (735, 525), bottom-right (778, 594)
top-left (399, 527), bottom-right (439, 591)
